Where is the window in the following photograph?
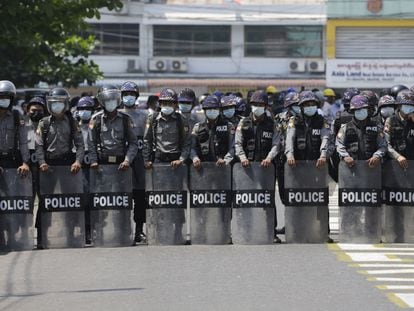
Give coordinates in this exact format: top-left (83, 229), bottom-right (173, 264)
top-left (153, 26), bottom-right (231, 57)
top-left (245, 26), bottom-right (322, 58)
top-left (84, 23), bottom-right (139, 55)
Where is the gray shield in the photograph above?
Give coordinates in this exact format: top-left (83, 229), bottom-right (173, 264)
top-left (231, 162), bottom-right (275, 245)
top-left (284, 161), bottom-right (329, 243)
top-left (146, 164), bottom-right (188, 245)
top-left (89, 165), bottom-right (133, 247)
top-left (382, 160), bottom-right (414, 243)
top-left (39, 166), bottom-right (85, 248)
top-left (0, 169), bottom-right (33, 251)
top-left (189, 163), bottom-right (231, 245)
top-left (338, 161), bottom-right (382, 243)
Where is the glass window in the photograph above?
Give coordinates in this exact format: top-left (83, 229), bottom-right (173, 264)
top-left (245, 26), bottom-right (322, 58)
top-left (83, 23), bottom-right (139, 55)
top-left (153, 26), bottom-right (231, 57)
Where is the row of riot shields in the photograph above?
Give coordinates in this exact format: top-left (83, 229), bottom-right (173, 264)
top-left (0, 165), bottom-right (133, 251)
top-left (146, 162), bottom-right (275, 245)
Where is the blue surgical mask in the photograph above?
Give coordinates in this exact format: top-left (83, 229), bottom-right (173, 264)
top-left (78, 110), bottom-right (92, 121)
top-left (291, 105), bottom-right (301, 115)
top-left (104, 100), bottom-right (118, 113)
top-left (251, 105), bottom-right (265, 117)
top-left (303, 106), bottom-right (317, 117)
top-left (0, 99), bottom-right (10, 108)
top-left (161, 106), bottom-right (174, 116)
top-left (380, 107), bottom-right (394, 118)
top-left (354, 108), bottom-right (368, 121)
top-left (223, 108), bottom-right (235, 119)
top-left (178, 103), bottom-right (192, 113)
top-left (205, 109), bottom-right (220, 120)
top-left (50, 102), bottom-right (65, 115)
top-left (122, 95), bottom-right (136, 107)
top-left (401, 105), bottom-right (414, 115)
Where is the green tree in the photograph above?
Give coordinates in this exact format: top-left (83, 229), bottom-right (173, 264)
top-left (0, 0), bottom-right (123, 87)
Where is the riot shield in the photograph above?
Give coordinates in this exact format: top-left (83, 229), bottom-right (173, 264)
top-left (338, 161), bottom-right (382, 243)
top-left (39, 166), bottom-right (85, 248)
top-left (146, 164), bottom-right (188, 245)
top-left (382, 160), bottom-right (414, 243)
top-left (189, 163), bottom-right (231, 245)
top-left (0, 169), bottom-right (33, 251)
top-left (231, 162), bottom-right (275, 245)
top-left (89, 165), bottom-right (133, 247)
top-left (284, 161), bottom-right (329, 243)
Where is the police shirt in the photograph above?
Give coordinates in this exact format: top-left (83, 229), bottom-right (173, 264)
top-left (0, 110), bottom-right (29, 163)
top-left (120, 107), bottom-right (148, 152)
top-left (336, 120), bottom-right (387, 159)
top-left (143, 112), bottom-right (191, 162)
top-left (35, 114), bottom-right (84, 165)
top-left (235, 113), bottom-right (280, 162)
top-left (88, 111), bottom-right (138, 164)
top-left (384, 111), bottom-right (414, 160)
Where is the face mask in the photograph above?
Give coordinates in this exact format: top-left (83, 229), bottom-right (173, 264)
top-left (291, 105), bottom-right (301, 115)
top-left (50, 102), bottom-right (65, 115)
top-left (354, 108), bottom-right (368, 121)
top-left (122, 95), bottom-right (136, 107)
top-left (0, 99), bottom-right (10, 108)
top-left (223, 108), bottom-right (235, 119)
top-left (161, 106), bottom-right (174, 116)
top-left (104, 100), bottom-right (118, 113)
top-left (303, 106), bottom-right (317, 117)
top-left (205, 109), bottom-right (220, 120)
top-left (401, 105), bottom-right (414, 116)
top-left (78, 110), bottom-right (92, 121)
top-left (178, 103), bottom-right (192, 113)
top-left (380, 107), bottom-right (394, 118)
top-left (251, 105), bottom-right (265, 117)
top-left (29, 111), bottom-right (44, 123)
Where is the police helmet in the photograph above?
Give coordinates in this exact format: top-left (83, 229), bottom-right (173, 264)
top-left (97, 84), bottom-right (121, 108)
top-left (212, 90), bottom-right (223, 102)
top-left (283, 92), bottom-right (300, 108)
top-left (27, 96), bottom-right (46, 110)
top-left (121, 81), bottom-right (139, 96)
top-left (0, 80), bottom-right (17, 109)
top-left (77, 96), bottom-right (95, 109)
top-left (158, 88), bottom-right (178, 103)
top-left (198, 93), bottom-right (209, 106)
top-left (342, 88), bottom-right (360, 104)
top-left (46, 87), bottom-right (70, 115)
top-left (250, 90), bottom-right (268, 105)
top-left (396, 90), bottom-right (414, 106)
top-left (378, 95), bottom-right (396, 108)
top-left (299, 91), bottom-right (318, 106)
top-left (202, 95), bottom-right (219, 109)
top-left (178, 88), bottom-right (196, 103)
top-left (349, 95), bottom-right (369, 110)
top-left (390, 84), bottom-right (408, 99)
top-left (220, 95), bottom-right (237, 108)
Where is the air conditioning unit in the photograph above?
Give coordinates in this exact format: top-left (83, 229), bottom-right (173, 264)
top-left (170, 59), bottom-right (188, 73)
top-left (148, 59), bottom-right (167, 72)
top-left (308, 59), bottom-right (325, 73)
top-left (289, 60), bottom-right (306, 73)
top-left (126, 59), bottom-right (140, 73)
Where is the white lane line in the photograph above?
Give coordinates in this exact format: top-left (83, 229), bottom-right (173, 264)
top-left (361, 269), bottom-right (414, 275)
top-left (340, 252), bottom-right (413, 262)
top-left (352, 264), bottom-right (414, 268)
top-left (393, 293), bottom-right (414, 308)
top-left (367, 277), bottom-right (414, 282)
top-left (336, 244), bottom-right (414, 251)
top-left (378, 285), bottom-right (414, 290)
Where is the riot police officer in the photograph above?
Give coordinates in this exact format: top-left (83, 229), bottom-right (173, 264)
top-left (384, 90), bottom-right (414, 169)
top-left (120, 81), bottom-right (148, 244)
top-left (285, 91), bottom-right (331, 169)
top-left (191, 95), bottom-right (234, 169)
top-left (220, 95), bottom-right (238, 125)
top-left (378, 95), bottom-right (396, 126)
top-left (336, 95), bottom-right (387, 168)
top-left (177, 88), bottom-right (198, 132)
top-left (143, 88), bottom-right (191, 169)
top-left (333, 88), bottom-right (360, 136)
top-left (235, 90), bottom-right (281, 243)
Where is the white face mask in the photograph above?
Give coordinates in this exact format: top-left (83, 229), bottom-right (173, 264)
top-left (223, 108), bottom-right (235, 119)
top-left (0, 98), bottom-right (10, 108)
top-left (78, 110), bottom-right (92, 121)
top-left (50, 102), bottom-right (65, 115)
top-left (205, 109), bottom-right (220, 120)
top-left (401, 105), bottom-right (414, 116)
top-left (178, 103), bottom-right (192, 113)
top-left (303, 106), bottom-right (317, 117)
top-left (122, 95), bottom-right (136, 107)
top-left (380, 107), bottom-right (394, 118)
top-left (161, 106), bottom-right (174, 116)
top-left (251, 105), bottom-right (265, 117)
top-left (104, 100), bottom-right (118, 113)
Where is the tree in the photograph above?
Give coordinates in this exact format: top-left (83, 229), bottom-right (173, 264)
top-left (0, 0), bottom-right (123, 87)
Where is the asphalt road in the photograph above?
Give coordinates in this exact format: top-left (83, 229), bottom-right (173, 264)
top-left (0, 244), bottom-right (401, 311)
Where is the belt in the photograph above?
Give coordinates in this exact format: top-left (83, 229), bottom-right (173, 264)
top-left (98, 154), bottom-right (124, 164)
top-left (155, 152), bottom-right (180, 162)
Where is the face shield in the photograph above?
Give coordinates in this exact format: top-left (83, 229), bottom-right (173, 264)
top-left (98, 89), bottom-right (121, 113)
top-left (46, 95), bottom-right (69, 116)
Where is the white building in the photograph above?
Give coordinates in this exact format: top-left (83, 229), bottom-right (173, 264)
top-left (86, 0), bottom-right (326, 91)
